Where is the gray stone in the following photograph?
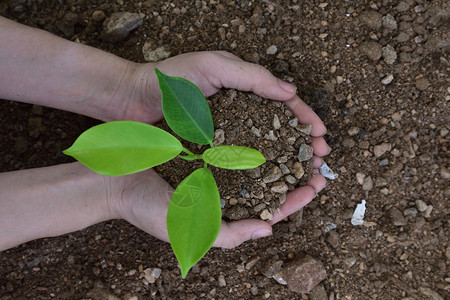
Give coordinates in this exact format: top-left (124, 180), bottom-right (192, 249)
top-left (389, 207), bottom-right (407, 226)
top-left (362, 176), bottom-right (373, 191)
top-left (396, 32), bottom-right (410, 43)
top-left (327, 231), bottom-right (340, 248)
top-left (403, 208), bottom-right (418, 218)
top-left (260, 209), bottom-right (273, 220)
top-left (310, 283), bottom-right (328, 300)
top-left (271, 182), bottom-right (288, 193)
top-left (360, 42), bottom-right (382, 61)
top-left (213, 129), bottom-right (225, 146)
top-left (281, 255), bottom-right (327, 294)
top-left (273, 114), bottom-right (281, 130)
top-left (415, 200), bottom-right (428, 212)
top-left (143, 45), bottom-right (170, 62)
top-left (246, 167), bottom-right (261, 179)
top-left (373, 143), bottom-right (391, 158)
top-left (263, 166), bottom-right (283, 183)
top-left (395, 1), bottom-right (410, 13)
top-left (103, 12), bottom-right (144, 42)
top-left (298, 144), bottom-right (313, 162)
top-left (225, 205), bottom-right (249, 220)
top-left (359, 11), bottom-right (382, 30)
top-left (415, 78), bottom-right (430, 91)
top-left (296, 124), bottom-right (312, 135)
top-left (382, 14), bottom-right (397, 31)
top-left (266, 45), bottom-right (278, 55)
top-left (381, 74), bottom-right (394, 85)
top-left (279, 163), bottom-right (290, 175)
top-left (260, 260), bottom-right (283, 278)
top-left (381, 45), bottom-right (397, 64)
top-left (293, 162), bottom-right (305, 179)
top-left (419, 287), bottom-right (444, 300)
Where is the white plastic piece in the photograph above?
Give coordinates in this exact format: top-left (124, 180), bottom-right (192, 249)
top-left (351, 200), bottom-right (366, 226)
top-left (319, 162), bottom-right (339, 180)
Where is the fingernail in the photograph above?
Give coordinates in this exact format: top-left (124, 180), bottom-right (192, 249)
top-left (279, 80), bottom-right (297, 93)
top-left (251, 229), bottom-right (272, 240)
top-left (321, 127), bottom-right (328, 137)
top-left (327, 146), bottom-right (332, 155)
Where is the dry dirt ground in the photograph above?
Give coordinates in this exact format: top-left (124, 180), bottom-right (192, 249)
top-left (1, 0), bottom-right (449, 299)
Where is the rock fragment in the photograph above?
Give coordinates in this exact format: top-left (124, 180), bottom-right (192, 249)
top-left (143, 45), bottom-right (171, 62)
top-left (298, 144), bottom-right (313, 162)
top-left (415, 77), bottom-right (430, 91)
top-left (293, 162), bottom-right (305, 179)
top-left (360, 41), bottom-right (382, 61)
top-left (103, 12), bottom-right (144, 42)
top-left (381, 74), bottom-right (394, 85)
top-left (359, 11), bottom-right (382, 30)
top-left (381, 45), bottom-right (397, 64)
top-left (266, 45), bottom-right (277, 55)
top-left (382, 14), bottom-right (397, 31)
top-left (281, 255), bottom-right (327, 294)
top-left (373, 143), bottom-right (391, 157)
top-left (263, 166), bottom-right (283, 183)
top-left (213, 129), bottom-right (225, 146)
top-left (271, 182), bottom-right (288, 193)
top-left (389, 207), bottom-right (407, 226)
top-left (415, 200), bottom-right (428, 212)
top-left (273, 114), bottom-right (281, 130)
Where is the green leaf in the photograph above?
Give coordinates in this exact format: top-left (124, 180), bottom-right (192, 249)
top-left (63, 121), bottom-right (182, 176)
top-left (155, 68), bottom-right (214, 145)
top-left (203, 145), bottom-right (266, 170)
top-left (167, 168), bottom-right (221, 278)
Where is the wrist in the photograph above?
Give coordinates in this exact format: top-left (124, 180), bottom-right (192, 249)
top-left (109, 62), bottom-right (163, 124)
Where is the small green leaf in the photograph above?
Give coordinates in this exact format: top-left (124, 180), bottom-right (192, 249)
top-left (63, 121), bottom-right (182, 176)
top-left (155, 68), bottom-right (214, 145)
top-left (203, 145), bottom-right (266, 170)
top-left (167, 168), bottom-right (221, 278)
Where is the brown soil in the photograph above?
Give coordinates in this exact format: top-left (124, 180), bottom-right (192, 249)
top-left (1, 0), bottom-right (449, 299)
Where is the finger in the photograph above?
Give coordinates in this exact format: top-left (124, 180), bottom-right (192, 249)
top-left (212, 50), bottom-right (243, 61)
top-left (213, 219), bottom-right (272, 249)
top-left (310, 137), bottom-right (330, 157)
top-left (312, 155), bottom-right (323, 169)
top-left (203, 53), bottom-right (297, 101)
top-left (269, 185), bottom-right (316, 225)
top-left (307, 173), bottom-right (327, 193)
top-left (284, 95), bottom-right (326, 137)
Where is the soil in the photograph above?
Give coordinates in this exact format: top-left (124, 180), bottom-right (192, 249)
top-left (1, 0), bottom-right (449, 299)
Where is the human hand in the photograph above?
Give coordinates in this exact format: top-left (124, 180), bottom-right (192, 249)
top-left (114, 51), bottom-right (328, 248)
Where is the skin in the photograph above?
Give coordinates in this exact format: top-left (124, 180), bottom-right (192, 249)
top-left (0, 16), bottom-right (328, 251)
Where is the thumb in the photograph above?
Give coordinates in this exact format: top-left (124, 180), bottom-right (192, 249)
top-left (207, 51), bottom-right (297, 101)
top-left (213, 219), bottom-right (272, 249)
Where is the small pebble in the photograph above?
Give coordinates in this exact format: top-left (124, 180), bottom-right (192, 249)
top-left (263, 166), bottom-right (283, 183)
top-left (415, 200), bottom-right (428, 212)
top-left (293, 162), bottom-right (305, 179)
top-left (403, 208), bottom-right (418, 218)
top-left (296, 124), bottom-right (312, 135)
top-left (260, 209), bottom-right (273, 220)
top-left (288, 118), bottom-right (298, 127)
top-left (382, 74), bottom-right (394, 85)
top-left (271, 182), bottom-right (288, 193)
top-left (266, 45), bottom-right (278, 55)
top-left (298, 144), bottom-right (313, 161)
top-left (273, 114), bottom-right (281, 130)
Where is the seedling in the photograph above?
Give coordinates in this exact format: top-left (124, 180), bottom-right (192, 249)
top-left (64, 69), bottom-right (266, 278)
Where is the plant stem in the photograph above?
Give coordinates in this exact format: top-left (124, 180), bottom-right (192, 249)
top-left (182, 147), bottom-right (195, 156)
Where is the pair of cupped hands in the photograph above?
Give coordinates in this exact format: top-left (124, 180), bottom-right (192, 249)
top-left (112, 51), bottom-right (329, 249)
